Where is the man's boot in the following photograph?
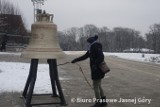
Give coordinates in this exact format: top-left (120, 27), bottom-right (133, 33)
top-left (91, 102), bottom-right (102, 107)
top-left (101, 96), bottom-right (108, 107)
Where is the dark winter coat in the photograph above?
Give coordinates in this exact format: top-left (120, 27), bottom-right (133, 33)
top-left (74, 42), bottom-right (105, 80)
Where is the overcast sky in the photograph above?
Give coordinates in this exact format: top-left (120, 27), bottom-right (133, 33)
top-left (8, 0), bottom-right (160, 36)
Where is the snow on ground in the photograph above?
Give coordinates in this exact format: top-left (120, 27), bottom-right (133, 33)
top-left (65, 51), bottom-right (160, 64)
top-left (104, 52), bottom-right (160, 64)
top-left (0, 52), bottom-right (20, 56)
top-left (0, 62), bottom-right (69, 93)
top-left (0, 51), bottom-right (159, 93)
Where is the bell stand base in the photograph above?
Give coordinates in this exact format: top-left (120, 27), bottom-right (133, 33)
top-left (21, 59), bottom-right (68, 107)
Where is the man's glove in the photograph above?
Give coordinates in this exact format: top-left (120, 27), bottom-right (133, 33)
top-left (71, 59), bottom-right (77, 63)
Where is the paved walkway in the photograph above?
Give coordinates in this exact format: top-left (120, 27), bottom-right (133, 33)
top-left (0, 54), bottom-right (160, 107)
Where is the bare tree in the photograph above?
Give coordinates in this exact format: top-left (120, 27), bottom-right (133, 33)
top-left (78, 24), bottom-right (99, 50)
top-left (0, 0), bottom-right (20, 15)
top-left (58, 24), bottom-right (146, 52)
top-left (97, 27), bottom-right (111, 51)
top-left (0, 0), bottom-right (28, 47)
top-left (146, 23), bottom-right (160, 53)
top-left (58, 28), bottom-right (80, 51)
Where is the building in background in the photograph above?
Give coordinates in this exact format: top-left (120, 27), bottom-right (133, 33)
top-left (0, 14), bottom-right (29, 52)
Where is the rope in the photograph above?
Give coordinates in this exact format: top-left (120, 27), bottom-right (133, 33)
top-left (75, 63), bottom-right (93, 89)
top-left (57, 62), bottom-right (93, 89)
top-left (57, 62), bottom-right (71, 66)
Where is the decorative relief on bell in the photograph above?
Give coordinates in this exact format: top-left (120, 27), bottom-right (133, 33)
top-left (32, 33), bottom-right (45, 39)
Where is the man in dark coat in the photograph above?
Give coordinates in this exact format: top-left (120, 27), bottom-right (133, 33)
top-left (0, 35), bottom-right (7, 52)
top-left (71, 35), bottom-right (107, 107)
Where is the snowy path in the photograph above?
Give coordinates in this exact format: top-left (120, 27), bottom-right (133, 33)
top-left (0, 52), bottom-right (160, 107)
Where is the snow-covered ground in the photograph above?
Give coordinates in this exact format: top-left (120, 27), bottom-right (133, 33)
top-left (104, 52), bottom-right (160, 64)
top-left (0, 62), bottom-right (69, 93)
top-left (0, 52), bottom-right (21, 56)
top-left (65, 51), bottom-right (160, 64)
top-left (0, 51), bottom-right (159, 93)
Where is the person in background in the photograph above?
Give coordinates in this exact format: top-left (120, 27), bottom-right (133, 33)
top-left (71, 35), bottom-right (107, 107)
top-left (0, 34), bottom-right (7, 52)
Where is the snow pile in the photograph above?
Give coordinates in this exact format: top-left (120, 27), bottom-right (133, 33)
top-left (147, 56), bottom-right (160, 63)
top-left (104, 52), bottom-right (160, 64)
top-left (123, 48), bottom-right (154, 53)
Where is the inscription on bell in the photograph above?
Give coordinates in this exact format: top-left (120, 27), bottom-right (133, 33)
top-left (32, 33), bottom-right (45, 39)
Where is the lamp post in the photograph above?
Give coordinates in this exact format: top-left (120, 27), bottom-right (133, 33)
top-left (31, 0), bottom-right (46, 22)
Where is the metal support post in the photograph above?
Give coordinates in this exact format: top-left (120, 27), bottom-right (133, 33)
top-left (48, 59), bottom-right (58, 97)
top-left (50, 59), bottom-right (67, 106)
top-left (22, 59), bottom-right (67, 107)
top-left (22, 59), bottom-right (38, 98)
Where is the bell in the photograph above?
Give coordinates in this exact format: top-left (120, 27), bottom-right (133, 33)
top-left (21, 12), bottom-right (65, 59)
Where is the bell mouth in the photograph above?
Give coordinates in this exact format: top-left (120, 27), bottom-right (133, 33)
top-left (25, 48), bottom-right (62, 52)
top-left (21, 50), bottom-right (66, 59)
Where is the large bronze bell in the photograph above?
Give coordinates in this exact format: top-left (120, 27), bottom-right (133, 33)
top-left (21, 12), bottom-right (65, 59)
